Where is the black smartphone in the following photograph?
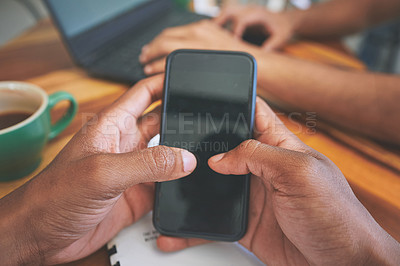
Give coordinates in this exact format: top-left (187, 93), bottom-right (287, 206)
top-left (153, 49), bottom-right (257, 241)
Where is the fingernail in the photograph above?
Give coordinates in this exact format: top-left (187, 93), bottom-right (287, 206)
top-left (142, 45), bottom-right (148, 52)
top-left (209, 153), bottom-right (225, 163)
top-left (181, 150), bottom-right (196, 173)
top-left (144, 65), bottom-right (152, 74)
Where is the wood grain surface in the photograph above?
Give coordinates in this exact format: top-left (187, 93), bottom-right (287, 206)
top-left (0, 19), bottom-right (398, 266)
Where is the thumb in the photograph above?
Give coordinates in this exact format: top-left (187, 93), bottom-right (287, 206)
top-left (208, 139), bottom-right (313, 186)
top-left (81, 146), bottom-right (197, 192)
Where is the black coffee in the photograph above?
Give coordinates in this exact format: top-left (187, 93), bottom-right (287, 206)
top-left (0, 111), bottom-right (33, 130)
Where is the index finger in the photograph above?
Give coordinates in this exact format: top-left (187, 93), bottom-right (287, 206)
top-left (254, 97), bottom-right (310, 152)
top-left (108, 74), bottom-right (165, 119)
top-left (254, 97), bottom-right (320, 157)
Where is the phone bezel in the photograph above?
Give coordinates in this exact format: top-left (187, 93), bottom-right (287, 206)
top-left (153, 49), bottom-right (257, 242)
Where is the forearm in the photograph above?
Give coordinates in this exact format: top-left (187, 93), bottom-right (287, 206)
top-left (286, 0), bottom-right (400, 39)
top-left (366, 220), bottom-right (400, 265)
top-left (0, 184), bottom-right (42, 265)
top-left (252, 51), bottom-right (400, 144)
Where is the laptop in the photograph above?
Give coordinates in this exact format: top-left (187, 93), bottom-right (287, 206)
top-left (44, 0), bottom-right (208, 83)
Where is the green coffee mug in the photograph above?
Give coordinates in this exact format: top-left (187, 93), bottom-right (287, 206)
top-left (0, 81), bottom-right (78, 181)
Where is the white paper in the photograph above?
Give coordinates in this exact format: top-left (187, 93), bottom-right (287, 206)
top-left (107, 213), bottom-right (264, 266)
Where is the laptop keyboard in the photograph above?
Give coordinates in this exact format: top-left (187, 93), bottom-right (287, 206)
top-left (91, 10), bottom-right (209, 82)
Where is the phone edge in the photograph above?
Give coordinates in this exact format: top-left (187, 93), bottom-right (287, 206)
top-left (153, 49), bottom-right (258, 242)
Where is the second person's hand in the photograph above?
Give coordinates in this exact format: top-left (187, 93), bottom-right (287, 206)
top-left (139, 20), bottom-right (258, 76)
top-left (215, 4), bottom-right (297, 51)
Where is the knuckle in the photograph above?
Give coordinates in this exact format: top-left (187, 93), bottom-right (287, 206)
top-left (161, 28), bottom-right (171, 35)
top-left (237, 139), bottom-right (266, 177)
top-left (84, 154), bottom-right (125, 198)
top-left (239, 139), bottom-right (261, 154)
top-left (294, 153), bottom-right (321, 176)
top-left (147, 146), bottom-right (177, 176)
top-left (238, 140), bottom-right (264, 163)
top-left (84, 154), bottom-right (111, 181)
top-left (135, 77), bottom-right (151, 88)
top-left (152, 39), bottom-right (162, 50)
top-left (146, 38), bottom-right (160, 51)
top-left (159, 41), bottom-right (169, 51)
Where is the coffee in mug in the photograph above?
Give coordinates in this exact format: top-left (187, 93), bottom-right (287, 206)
top-left (0, 81), bottom-right (78, 181)
top-left (0, 111), bottom-right (33, 130)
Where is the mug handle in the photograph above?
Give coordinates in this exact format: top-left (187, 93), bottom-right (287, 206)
top-left (48, 91), bottom-right (78, 140)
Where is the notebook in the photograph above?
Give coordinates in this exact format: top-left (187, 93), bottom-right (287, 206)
top-left (107, 213), bottom-right (264, 266)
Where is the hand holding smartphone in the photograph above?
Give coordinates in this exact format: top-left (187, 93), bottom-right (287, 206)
top-left (153, 49), bottom-right (257, 241)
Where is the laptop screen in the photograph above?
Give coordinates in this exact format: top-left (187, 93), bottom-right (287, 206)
top-left (47, 0), bottom-right (151, 37)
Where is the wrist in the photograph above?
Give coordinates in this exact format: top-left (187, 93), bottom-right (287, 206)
top-left (363, 221), bottom-right (400, 265)
top-left (0, 184), bottom-right (44, 265)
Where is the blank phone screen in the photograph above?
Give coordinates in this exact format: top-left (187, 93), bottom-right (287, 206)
top-left (155, 51), bottom-right (255, 240)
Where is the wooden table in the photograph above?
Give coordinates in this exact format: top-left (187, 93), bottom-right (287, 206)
top-left (0, 19), bottom-right (399, 266)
